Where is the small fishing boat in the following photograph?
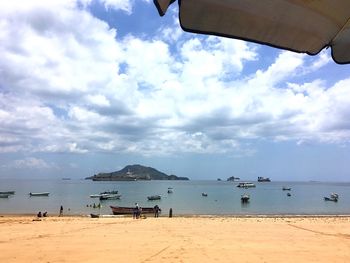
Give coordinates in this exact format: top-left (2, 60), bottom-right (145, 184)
top-left (324, 193), bottom-right (339, 202)
top-left (99, 194), bottom-right (121, 200)
top-left (324, 196), bottom-right (338, 202)
top-left (110, 205), bottom-right (156, 215)
top-left (147, 195), bottom-right (161, 201)
top-left (0, 191), bottom-right (15, 195)
top-left (90, 213), bottom-right (100, 218)
top-left (202, 192), bottom-right (208, 197)
top-left (287, 193), bottom-right (291, 197)
top-left (167, 189), bottom-right (173, 194)
top-left (241, 194), bottom-right (250, 202)
top-left (29, 192), bottom-right (50, 196)
top-left (282, 187), bottom-right (291, 191)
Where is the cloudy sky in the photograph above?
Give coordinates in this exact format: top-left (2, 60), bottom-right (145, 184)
top-left (1, 0), bottom-right (350, 181)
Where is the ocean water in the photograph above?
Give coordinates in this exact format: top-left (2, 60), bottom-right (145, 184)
top-left (0, 179), bottom-right (349, 216)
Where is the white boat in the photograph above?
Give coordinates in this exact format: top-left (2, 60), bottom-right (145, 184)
top-left (90, 194), bottom-right (102, 198)
top-left (29, 192), bottom-right (50, 196)
top-left (237, 182), bottom-right (256, 188)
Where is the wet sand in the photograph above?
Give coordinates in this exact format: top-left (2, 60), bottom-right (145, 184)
top-left (0, 215), bottom-right (349, 262)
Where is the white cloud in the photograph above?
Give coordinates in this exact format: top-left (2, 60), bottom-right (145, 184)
top-left (1, 1), bottom-right (350, 159)
top-left (3, 157), bottom-right (56, 169)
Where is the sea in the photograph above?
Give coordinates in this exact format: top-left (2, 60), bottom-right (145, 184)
top-left (1, 179), bottom-right (349, 216)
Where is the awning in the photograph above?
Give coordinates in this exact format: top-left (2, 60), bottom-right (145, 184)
top-left (154, 0), bottom-right (350, 64)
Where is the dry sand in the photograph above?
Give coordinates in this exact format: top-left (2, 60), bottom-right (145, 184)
top-left (0, 215), bottom-right (349, 262)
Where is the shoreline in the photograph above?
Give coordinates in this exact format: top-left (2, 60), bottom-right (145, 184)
top-left (1, 215), bottom-right (349, 262)
top-left (1, 213), bottom-right (350, 218)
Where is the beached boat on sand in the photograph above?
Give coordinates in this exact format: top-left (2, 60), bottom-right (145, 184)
top-left (29, 192), bottom-right (50, 196)
top-left (110, 205), bottom-right (156, 215)
top-left (147, 195), bottom-right (161, 201)
top-left (90, 213), bottom-right (100, 218)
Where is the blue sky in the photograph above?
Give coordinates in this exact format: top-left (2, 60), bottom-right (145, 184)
top-left (1, 0), bottom-right (350, 181)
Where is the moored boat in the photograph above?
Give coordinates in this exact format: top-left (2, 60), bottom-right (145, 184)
top-left (241, 194), bottom-right (250, 202)
top-left (147, 195), bottom-right (161, 201)
top-left (0, 194), bottom-right (10, 198)
top-left (282, 187), bottom-right (291, 191)
top-left (99, 194), bottom-right (121, 200)
top-left (287, 193), bottom-right (291, 197)
top-left (110, 205), bottom-right (156, 215)
top-left (324, 193), bottom-right (339, 202)
top-left (257, 177), bottom-right (271, 182)
top-left (167, 189), bottom-right (173, 193)
top-left (29, 192), bottom-right (50, 196)
top-left (0, 191), bottom-right (15, 195)
top-left (202, 192), bottom-right (208, 197)
top-left (237, 182), bottom-right (256, 188)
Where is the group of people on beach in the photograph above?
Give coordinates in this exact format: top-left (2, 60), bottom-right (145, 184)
top-left (37, 211), bottom-right (47, 217)
top-left (132, 203), bottom-right (161, 218)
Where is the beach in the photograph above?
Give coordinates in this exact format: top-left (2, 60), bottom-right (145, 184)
top-left (0, 215), bottom-right (349, 262)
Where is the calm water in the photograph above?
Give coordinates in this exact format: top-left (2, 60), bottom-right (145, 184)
top-left (0, 179), bottom-right (349, 215)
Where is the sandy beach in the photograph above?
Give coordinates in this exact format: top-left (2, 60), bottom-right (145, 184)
top-left (0, 215), bottom-right (349, 263)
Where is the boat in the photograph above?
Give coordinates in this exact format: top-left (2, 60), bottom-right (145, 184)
top-left (0, 194), bottom-right (10, 198)
top-left (282, 187), bottom-right (291, 191)
top-left (324, 196), bottom-right (338, 202)
top-left (241, 194), bottom-right (250, 202)
top-left (257, 177), bottom-right (271, 182)
top-left (202, 192), bottom-right (208, 197)
top-left (237, 182), bottom-right (256, 188)
top-left (100, 190), bottom-right (118, 195)
top-left (147, 195), bottom-right (161, 201)
top-left (287, 193), bottom-right (291, 197)
top-left (324, 193), bottom-right (339, 202)
top-left (29, 192), bottom-right (50, 196)
top-left (90, 194), bottom-right (102, 198)
top-left (99, 194), bottom-right (121, 200)
top-left (0, 191), bottom-right (15, 195)
top-left (90, 213), bottom-right (100, 218)
top-left (167, 189), bottom-right (173, 194)
top-left (110, 205), bottom-right (156, 215)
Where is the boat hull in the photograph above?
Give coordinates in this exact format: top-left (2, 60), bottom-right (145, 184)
top-left (110, 206), bottom-right (156, 215)
top-left (29, 192), bottom-right (50, 196)
top-left (0, 191), bottom-right (15, 195)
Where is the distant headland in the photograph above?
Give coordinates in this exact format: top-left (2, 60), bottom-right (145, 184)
top-left (85, 164), bottom-right (189, 181)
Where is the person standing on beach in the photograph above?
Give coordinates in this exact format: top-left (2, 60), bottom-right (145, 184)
top-left (59, 205), bottom-right (63, 216)
top-left (133, 203), bottom-right (139, 219)
top-left (154, 205), bottom-right (161, 218)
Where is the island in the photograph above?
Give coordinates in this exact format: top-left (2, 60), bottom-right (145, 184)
top-left (227, 176), bottom-right (240, 181)
top-left (85, 164), bottom-right (189, 181)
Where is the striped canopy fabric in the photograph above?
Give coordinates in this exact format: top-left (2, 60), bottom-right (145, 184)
top-left (154, 0), bottom-right (350, 64)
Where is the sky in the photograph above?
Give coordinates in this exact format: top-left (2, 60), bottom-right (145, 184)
top-left (1, 0), bottom-right (350, 181)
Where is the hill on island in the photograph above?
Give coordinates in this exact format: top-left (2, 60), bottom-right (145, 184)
top-left (85, 164), bottom-right (189, 181)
